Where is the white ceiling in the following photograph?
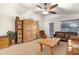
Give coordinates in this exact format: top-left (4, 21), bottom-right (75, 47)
top-left (17, 3), bottom-right (79, 15)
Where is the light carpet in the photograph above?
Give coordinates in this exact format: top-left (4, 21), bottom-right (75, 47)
top-left (0, 39), bottom-right (67, 55)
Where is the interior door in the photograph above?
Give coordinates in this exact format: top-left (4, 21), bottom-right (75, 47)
top-left (30, 21), bottom-right (37, 40)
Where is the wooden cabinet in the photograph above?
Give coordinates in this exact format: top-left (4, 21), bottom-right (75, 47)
top-left (0, 36), bottom-right (10, 48)
top-left (15, 16), bottom-right (38, 43)
top-left (23, 20), bottom-right (38, 42)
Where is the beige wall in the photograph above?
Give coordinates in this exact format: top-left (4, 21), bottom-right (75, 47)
top-left (0, 4), bottom-right (17, 36)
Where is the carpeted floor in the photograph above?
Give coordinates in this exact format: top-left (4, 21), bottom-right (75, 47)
top-left (0, 39), bottom-right (67, 55)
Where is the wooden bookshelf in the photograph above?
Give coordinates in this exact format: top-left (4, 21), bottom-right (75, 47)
top-left (15, 16), bottom-right (23, 43)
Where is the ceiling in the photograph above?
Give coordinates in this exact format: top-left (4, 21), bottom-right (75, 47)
top-left (17, 3), bottom-right (79, 15)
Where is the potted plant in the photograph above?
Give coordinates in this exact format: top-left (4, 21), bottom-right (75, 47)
top-left (7, 31), bottom-right (16, 44)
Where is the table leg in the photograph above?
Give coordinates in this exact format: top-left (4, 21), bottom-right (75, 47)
top-left (50, 47), bottom-right (54, 55)
top-left (40, 44), bottom-right (43, 51)
top-left (58, 41), bottom-right (60, 45)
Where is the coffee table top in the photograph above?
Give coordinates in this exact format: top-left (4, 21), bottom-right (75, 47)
top-left (39, 38), bottom-right (60, 47)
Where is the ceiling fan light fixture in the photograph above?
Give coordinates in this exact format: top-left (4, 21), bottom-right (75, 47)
top-left (36, 3), bottom-right (58, 15)
top-left (43, 10), bottom-right (48, 14)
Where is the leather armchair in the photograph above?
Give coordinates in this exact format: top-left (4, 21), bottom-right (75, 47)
top-left (69, 36), bottom-right (79, 54)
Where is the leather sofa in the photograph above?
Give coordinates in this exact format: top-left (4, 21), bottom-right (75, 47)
top-left (54, 31), bottom-right (77, 41)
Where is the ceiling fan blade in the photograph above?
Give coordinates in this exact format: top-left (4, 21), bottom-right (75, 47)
top-left (49, 11), bottom-right (56, 14)
top-left (34, 11), bottom-right (42, 14)
top-left (49, 4), bottom-right (58, 10)
top-left (37, 5), bottom-right (42, 9)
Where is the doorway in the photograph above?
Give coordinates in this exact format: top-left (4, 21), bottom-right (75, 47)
top-left (49, 23), bottom-right (54, 37)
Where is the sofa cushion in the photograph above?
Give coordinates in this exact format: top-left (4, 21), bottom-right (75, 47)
top-left (71, 36), bottom-right (79, 41)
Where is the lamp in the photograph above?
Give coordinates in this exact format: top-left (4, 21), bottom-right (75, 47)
top-left (68, 40), bottom-right (73, 52)
top-left (68, 46), bottom-right (72, 52)
top-left (68, 40), bottom-right (72, 46)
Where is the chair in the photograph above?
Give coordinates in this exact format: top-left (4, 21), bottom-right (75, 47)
top-left (39, 30), bottom-right (47, 39)
top-left (70, 36), bottom-right (79, 41)
top-left (70, 36), bottom-right (79, 54)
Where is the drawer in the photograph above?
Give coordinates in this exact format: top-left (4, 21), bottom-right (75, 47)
top-left (17, 30), bottom-right (22, 33)
top-left (17, 25), bottom-right (22, 29)
top-left (17, 35), bottom-right (22, 38)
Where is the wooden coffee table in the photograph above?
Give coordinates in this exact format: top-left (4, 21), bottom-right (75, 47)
top-left (39, 38), bottom-right (60, 54)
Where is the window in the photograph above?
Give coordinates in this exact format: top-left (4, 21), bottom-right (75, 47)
top-left (61, 19), bottom-right (79, 32)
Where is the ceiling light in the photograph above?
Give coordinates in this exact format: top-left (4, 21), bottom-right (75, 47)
top-left (43, 10), bottom-right (48, 14)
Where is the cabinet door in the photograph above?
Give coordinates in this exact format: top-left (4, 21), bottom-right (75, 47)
top-left (23, 20), bottom-right (31, 42)
top-left (30, 21), bottom-right (37, 40)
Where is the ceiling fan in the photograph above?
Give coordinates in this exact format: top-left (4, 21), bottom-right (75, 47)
top-left (36, 3), bottom-right (58, 15)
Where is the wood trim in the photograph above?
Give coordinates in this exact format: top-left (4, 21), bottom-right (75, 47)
top-left (15, 16), bottom-right (19, 43)
top-left (22, 20), bottom-right (23, 43)
top-left (0, 36), bottom-right (9, 38)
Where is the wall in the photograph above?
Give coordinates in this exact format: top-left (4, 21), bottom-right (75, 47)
top-left (0, 4), bottom-right (17, 36)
